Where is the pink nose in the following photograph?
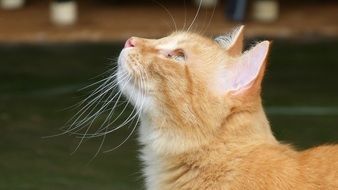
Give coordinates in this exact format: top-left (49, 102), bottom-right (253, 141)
top-left (124, 37), bottom-right (135, 48)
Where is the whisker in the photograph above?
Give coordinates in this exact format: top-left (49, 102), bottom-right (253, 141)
top-left (43, 71), bottom-right (122, 139)
top-left (67, 73), bottom-right (128, 129)
top-left (70, 80), bottom-right (116, 113)
top-left (202, 3), bottom-right (217, 35)
top-left (72, 89), bottom-right (121, 129)
top-left (63, 73), bottom-right (116, 113)
top-left (65, 85), bottom-right (117, 132)
top-left (89, 63), bottom-right (147, 139)
top-left (71, 114), bottom-right (97, 154)
top-left (70, 73), bottom-right (132, 153)
top-left (78, 70), bottom-right (122, 103)
top-left (87, 130), bottom-right (107, 164)
top-left (87, 91), bottom-right (139, 137)
top-left (104, 67), bottom-right (147, 152)
top-left (79, 71), bottom-right (116, 91)
top-left (103, 115), bottom-right (139, 153)
top-left (71, 75), bottom-right (131, 138)
top-left (72, 74), bottom-right (118, 110)
top-left (152, 0), bottom-right (177, 32)
top-left (69, 76), bottom-right (131, 136)
top-left (61, 74), bottom-right (124, 136)
top-left (59, 49), bottom-right (150, 154)
top-left (86, 64), bottom-right (118, 81)
top-left (93, 109), bottom-right (111, 159)
top-left (89, 90), bottom-right (127, 136)
top-left (187, 0), bottom-right (203, 32)
top-left (182, 0), bottom-right (187, 30)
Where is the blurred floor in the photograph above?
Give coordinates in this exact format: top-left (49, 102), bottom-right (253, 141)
top-left (0, 40), bottom-right (338, 189)
top-left (0, 1), bottom-right (337, 43)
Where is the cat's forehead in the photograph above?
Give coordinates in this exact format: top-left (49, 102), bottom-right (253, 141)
top-left (157, 32), bottom-right (215, 49)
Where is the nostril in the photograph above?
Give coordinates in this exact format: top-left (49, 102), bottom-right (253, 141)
top-left (124, 37), bottom-right (135, 48)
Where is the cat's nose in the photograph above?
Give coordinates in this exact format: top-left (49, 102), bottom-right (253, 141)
top-left (124, 37), bottom-right (136, 48)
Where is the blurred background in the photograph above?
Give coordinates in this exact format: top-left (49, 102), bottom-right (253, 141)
top-left (0, 0), bottom-right (337, 189)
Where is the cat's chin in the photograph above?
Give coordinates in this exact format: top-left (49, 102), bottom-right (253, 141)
top-left (116, 68), bottom-right (151, 117)
top-left (117, 48), bottom-right (128, 66)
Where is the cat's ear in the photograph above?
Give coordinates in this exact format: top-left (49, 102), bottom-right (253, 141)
top-left (226, 41), bottom-right (270, 94)
top-left (215, 25), bottom-right (244, 56)
top-left (227, 25), bottom-right (245, 56)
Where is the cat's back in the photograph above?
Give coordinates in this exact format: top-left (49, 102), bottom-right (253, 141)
top-left (299, 145), bottom-right (338, 189)
top-left (229, 144), bottom-right (338, 190)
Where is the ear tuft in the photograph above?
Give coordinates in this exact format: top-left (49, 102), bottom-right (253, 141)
top-left (215, 25), bottom-right (244, 56)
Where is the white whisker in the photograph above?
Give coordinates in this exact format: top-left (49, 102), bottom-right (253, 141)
top-left (70, 75), bottom-right (131, 136)
top-left (202, 4), bottom-right (216, 35)
top-left (67, 73), bottom-right (129, 130)
top-left (104, 66), bottom-right (147, 152)
top-left (103, 115), bottom-right (139, 153)
top-left (187, 0), bottom-right (203, 32)
top-left (152, 0), bottom-right (177, 31)
top-left (182, 0), bottom-right (187, 30)
top-left (70, 71), bottom-right (132, 153)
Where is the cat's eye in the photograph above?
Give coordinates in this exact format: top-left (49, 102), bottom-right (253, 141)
top-left (166, 49), bottom-right (186, 62)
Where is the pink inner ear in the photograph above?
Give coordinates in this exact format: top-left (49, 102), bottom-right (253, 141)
top-left (229, 41), bottom-right (270, 91)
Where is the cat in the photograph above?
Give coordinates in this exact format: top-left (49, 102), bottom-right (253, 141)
top-left (117, 26), bottom-right (338, 190)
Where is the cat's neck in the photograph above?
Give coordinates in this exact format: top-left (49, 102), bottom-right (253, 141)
top-left (219, 103), bottom-right (277, 146)
top-left (139, 102), bottom-right (276, 156)
top-left (138, 104), bottom-right (277, 190)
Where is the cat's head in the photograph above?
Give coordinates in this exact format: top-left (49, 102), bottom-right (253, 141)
top-left (117, 26), bottom-right (271, 154)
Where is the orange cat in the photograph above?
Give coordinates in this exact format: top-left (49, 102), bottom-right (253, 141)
top-left (117, 26), bottom-right (338, 190)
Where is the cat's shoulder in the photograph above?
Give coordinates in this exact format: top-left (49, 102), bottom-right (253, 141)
top-left (300, 144), bottom-right (338, 157)
top-left (300, 144), bottom-right (338, 163)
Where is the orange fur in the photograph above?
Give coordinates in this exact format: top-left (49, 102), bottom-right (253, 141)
top-left (117, 27), bottom-right (338, 190)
